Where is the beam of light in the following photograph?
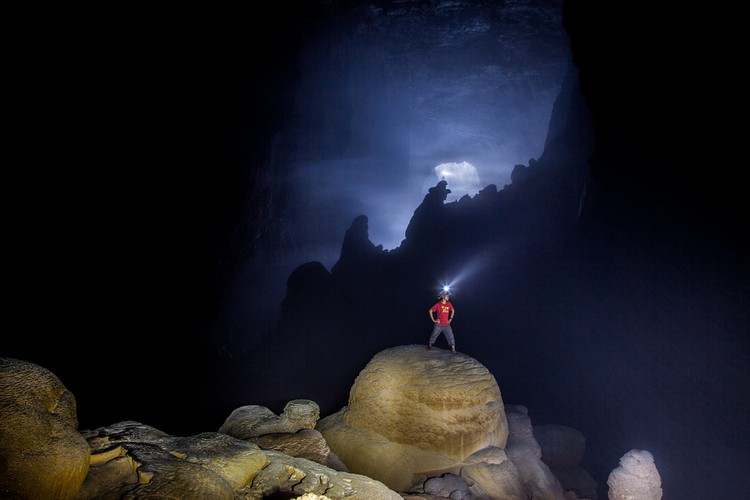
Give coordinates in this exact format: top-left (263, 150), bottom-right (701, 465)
top-left (436, 249), bottom-right (499, 297)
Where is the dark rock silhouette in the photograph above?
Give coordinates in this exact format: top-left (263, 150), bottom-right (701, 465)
top-left (331, 215), bottom-right (388, 285)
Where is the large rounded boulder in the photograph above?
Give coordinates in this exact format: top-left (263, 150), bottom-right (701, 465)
top-left (317, 345), bottom-right (508, 491)
top-left (0, 358), bottom-right (90, 499)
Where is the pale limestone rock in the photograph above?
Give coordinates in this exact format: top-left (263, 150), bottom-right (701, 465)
top-left (344, 345), bottom-right (507, 457)
top-left (460, 447), bottom-right (526, 499)
top-left (220, 399), bottom-right (320, 439)
top-left (250, 428), bottom-right (348, 471)
top-left (461, 461), bottom-right (526, 499)
top-left (423, 472), bottom-right (470, 498)
top-left (317, 407), bottom-right (460, 491)
top-left (505, 405), bottom-right (539, 449)
top-left (76, 421), bottom-right (269, 499)
top-left (242, 450), bottom-right (402, 499)
top-left (463, 445), bottom-right (510, 465)
top-left (505, 405), bottom-right (566, 500)
top-left (506, 447), bottom-right (566, 500)
top-left (75, 446), bottom-right (140, 499)
top-left (607, 449), bottom-right (662, 500)
top-left (76, 420), bottom-right (400, 499)
top-left (0, 358), bottom-right (90, 500)
top-left (317, 345), bottom-right (508, 492)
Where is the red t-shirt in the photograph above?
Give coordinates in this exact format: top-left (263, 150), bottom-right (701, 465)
top-left (431, 301), bottom-right (454, 325)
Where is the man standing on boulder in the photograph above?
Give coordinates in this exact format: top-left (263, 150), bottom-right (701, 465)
top-left (427, 290), bottom-right (456, 354)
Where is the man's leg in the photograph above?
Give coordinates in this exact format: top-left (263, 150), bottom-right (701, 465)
top-left (428, 324), bottom-right (441, 350)
top-left (444, 326), bottom-right (456, 353)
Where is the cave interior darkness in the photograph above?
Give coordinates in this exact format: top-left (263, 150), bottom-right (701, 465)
top-left (4, 1), bottom-right (748, 498)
